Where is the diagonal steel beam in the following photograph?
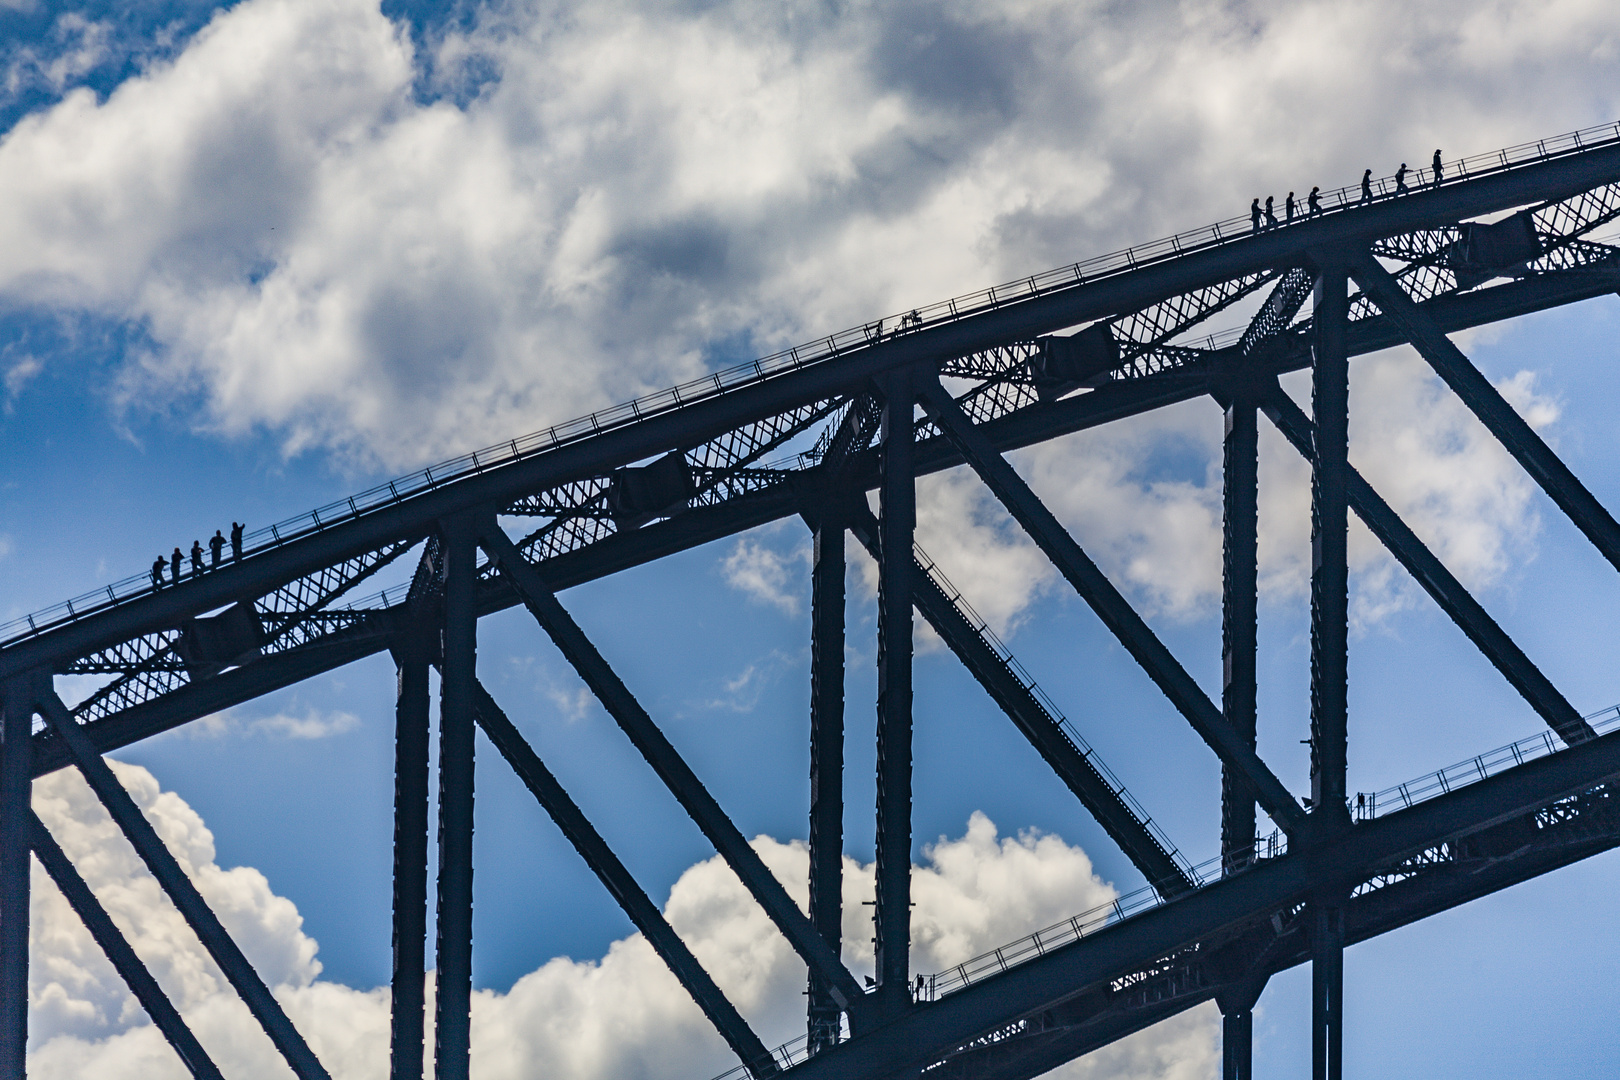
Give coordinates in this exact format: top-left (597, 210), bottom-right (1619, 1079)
top-left (477, 525), bottom-right (871, 1024)
top-left (1347, 250), bottom-right (1620, 573)
top-left (1262, 390), bottom-right (1597, 745)
top-left (471, 681), bottom-right (778, 1077)
top-left (36, 693), bottom-right (331, 1080)
top-left (915, 380), bottom-right (1307, 835)
top-left (842, 505), bottom-right (1195, 898)
top-left (29, 810), bottom-right (225, 1080)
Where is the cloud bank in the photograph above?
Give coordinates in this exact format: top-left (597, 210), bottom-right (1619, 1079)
top-left (26, 761), bottom-right (1216, 1079)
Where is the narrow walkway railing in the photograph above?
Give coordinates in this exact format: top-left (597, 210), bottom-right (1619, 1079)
top-left (912, 543), bottom-right (1199, 883)
top-left (704, 697), bottom-right (1620, 1080)
top-left (9, 120), bottom-right (1620, 650)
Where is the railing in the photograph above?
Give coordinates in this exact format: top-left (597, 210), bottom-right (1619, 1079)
top-left (9, 120), bottom-right (1620, 651)
top-left (704, 698), bottom-right (1620, 1080)
top-left (912, 544), bottom-right (1199, 883)
top-left (1352, 702), bottom-right (1620, 820)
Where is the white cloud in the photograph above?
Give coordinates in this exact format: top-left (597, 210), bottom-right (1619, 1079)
top-left (167, 707), bottom-right (362, 741)
top-left (26, 764), bottom-right (1213, 1079)
top-left (0, 0), bottom-right (1613, 471)
top-left (719, 532), bottom-right (808, 615)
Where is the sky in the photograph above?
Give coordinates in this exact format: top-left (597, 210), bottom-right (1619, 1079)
top-left (4, 1), bottom-right (1620, 1077)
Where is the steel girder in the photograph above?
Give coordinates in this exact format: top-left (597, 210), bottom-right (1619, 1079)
top-left (6, 128), bottom-right (1620, 1080)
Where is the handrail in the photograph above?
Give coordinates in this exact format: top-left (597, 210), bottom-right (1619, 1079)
top-left (8, 119), bottom-right (1620, 651)
top-left (702, 698), bottom-right (1620, 1080)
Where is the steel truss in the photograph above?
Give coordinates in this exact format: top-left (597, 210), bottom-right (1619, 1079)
top-left (5, 124), bottom-right (1620, 1080)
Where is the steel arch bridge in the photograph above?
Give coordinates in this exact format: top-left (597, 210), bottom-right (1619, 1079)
top-left (7, 122), bottom-right (1620, 1080)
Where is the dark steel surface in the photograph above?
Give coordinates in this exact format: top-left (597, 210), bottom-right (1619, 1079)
top-left (8, 126), bottom-right (1620, 1080)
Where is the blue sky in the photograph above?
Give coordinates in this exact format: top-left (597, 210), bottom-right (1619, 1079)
top-left (5, 2), bottom-right (1620, 1077)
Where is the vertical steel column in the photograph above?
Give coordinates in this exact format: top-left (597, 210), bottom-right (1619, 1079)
top-left (1312, 901), bottom-right (1345, 1080)
top-left (1309, 265), bottom-right (1351, 830)
top-left (0, 676), bottom-right (35, 1079)
top-left (1220, 387), bottom-right (1259, 1080)
top-left (434, 521), bottom-right (477, 1080)
top-left (391, 636), bottom-right (433, 1080)
top-left (1310, 264), bottom-right (1350, 1080)
top-left (807, 505), bottom-right (846, 1052)
top-left (874, 372), bottom-right (915, 1018)
top-left (1222, 1011), bottom-right (1254, 1080)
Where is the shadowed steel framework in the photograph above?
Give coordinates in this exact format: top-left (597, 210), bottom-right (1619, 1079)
top-left (7, 122), bottom-right (1620, 1080)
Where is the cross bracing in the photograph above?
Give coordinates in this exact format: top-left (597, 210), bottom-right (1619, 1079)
top-left (5, 121), bottom-right (1620, 1080)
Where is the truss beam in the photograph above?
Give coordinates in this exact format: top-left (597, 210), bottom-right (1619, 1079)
top-left (37, 693), bottom-right (331, 1080)
top-left (478, 526), bottom-right (870, 1023)
top-left (1348, 251), bottom-right (1620, 573)
top-left (917, 380), bottom-right (1307, 835)
top-left (14, 143), bottom-right (1620, 685)
top-left (843, 505), bottom-right (1194, 898)
top-left (471, 682), bottom-right (778, 1077)
top-left (29, 811), bottom-right (225, 1080)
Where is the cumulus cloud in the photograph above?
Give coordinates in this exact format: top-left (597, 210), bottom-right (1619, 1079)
top-left (26, 764), bottom-right (1212, 1079)
top-left (0, 0), bottom-right (1613, 470)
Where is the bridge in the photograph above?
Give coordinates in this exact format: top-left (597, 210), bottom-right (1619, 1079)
top-left (6, 120), bottom-right (1620, 1080)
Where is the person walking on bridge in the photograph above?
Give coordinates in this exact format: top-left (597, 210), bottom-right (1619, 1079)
top-left (170, 547), bottom-right (183, 585)
top-left (1250, 197), bottom-right (1261, 233)
top-left (231, 522), bottom-right (245, 563)
top-left (1432, 148), bottom-right (1444, 188)
top-left (1360, 168), bottom-right (1373, 203)
top-left (190, 540), bottom-right (205, 579)
top-left (1285, 191), bottom-right (1296, 223)
top-left (151, 557), bottom-right (165, 594)
top-left (1308, 186), bottom-right (1322, 215)
top-left (1395, 162), bottom-right (1409, 194)
top-left (209, 530), bottom-right (225, 568)
top-left (1263, 195), bottom-right (1277, 229)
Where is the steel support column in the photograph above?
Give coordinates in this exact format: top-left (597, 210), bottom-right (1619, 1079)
top-left (807, 501), bottom-right (846, 1050)
top-left (390, 634), bottom-right (433, 1080)
top-left (1311, 901), bottom-right (1345, 1080)
top-left (434, 518), bottom-right (478, 1080)
top-left (874, 371), bottom-right (916, 1017)
top-left (1219, 382), bottom-right (1260, 1080)
top-left (28, 811), bottom-right (223, 1080)
top-left (1309, 262), bottom-right (1350, 1080)
top-left (0, 676), bottom-right (36, 1079)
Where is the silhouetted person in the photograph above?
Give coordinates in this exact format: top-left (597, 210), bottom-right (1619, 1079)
top-left (231, 522), bottom-right (244, 563)
top-left (1285, 191), bottom-right (1296, 222)
top-left (1308, 186), bottom-right (1322, 214)
top-left (1263, 196), bottom-right (1277, 229)
top-left (151, 557), bottom-right (165, 594)
top-left (190, 540), bottom-right (204, 579)
top-left (1432, 148), bottom-right (1443, 187)
top-left (209, 530), bottom-right (225, 568)
top-left (1395, 162), bottom-right (1409, 194)
top-left (1250, 197), bottom-right (1261, 233)
top-left (171, 547), bottom-right (183, 584)
top-left (1360, 169), bottom-right (1373, 203)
